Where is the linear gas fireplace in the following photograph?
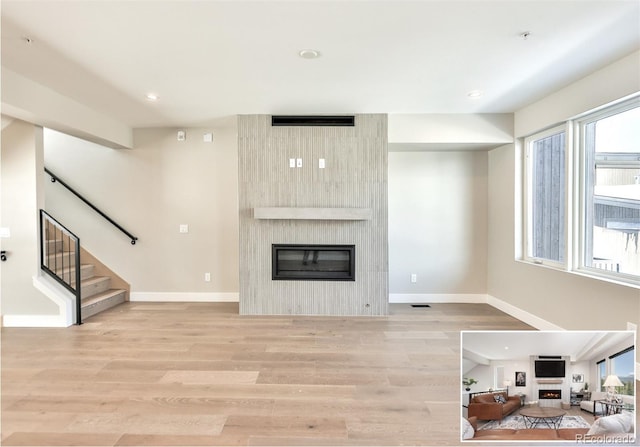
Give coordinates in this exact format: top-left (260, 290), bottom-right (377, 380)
top-left (539, 390), bottom-right (562, 400)
top-left (272, 244), bottom-right (355, 281)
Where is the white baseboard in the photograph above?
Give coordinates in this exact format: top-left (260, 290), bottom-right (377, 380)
top-left (486, 294), bottom-right (565, 331)
top-left (130, 292), bottom-right (239, 302)
top-left (2, 313), bottom-right (69, 327)
top-left (389, 293), bottom-right (488, 303)
top-left (390, 293), bottom-right (565, 331)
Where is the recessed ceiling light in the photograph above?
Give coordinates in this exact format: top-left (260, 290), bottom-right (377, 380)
top-left (467, 90), bottom-right (484, 98)
top-left (299, 49), bottom-right (321, 59)
top-left (145, 93), bottom-right (159, 102)
top-left (520, 31), bottom-right (531, 41)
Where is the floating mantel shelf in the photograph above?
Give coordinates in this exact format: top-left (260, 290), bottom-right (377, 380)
top-left (536, 379), bottom-right (563, 384)
top-left (254, 207), bottom-right (372, 221)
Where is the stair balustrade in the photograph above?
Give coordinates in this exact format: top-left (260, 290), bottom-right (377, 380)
top-left (39, 209), bottom-right (82, 324)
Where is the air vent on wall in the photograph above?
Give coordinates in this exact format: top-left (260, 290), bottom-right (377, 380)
top-left (537, 355), bottom-right (563, 359)
top-left (271, 115), bottom-right (355, 127)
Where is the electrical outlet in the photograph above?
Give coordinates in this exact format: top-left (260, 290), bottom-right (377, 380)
top-left (296, 158), bottom-right (303, 168)
top-left (179, 224), bottom-right (189, 233)
top-left (204, 272), bottom-right (211, 282)
top-left (410, 273), bottom-right (417, 283)
top-left (319, 158), bottom-right (325, 169)
top-left (177, 130), bottom-right (186, 141)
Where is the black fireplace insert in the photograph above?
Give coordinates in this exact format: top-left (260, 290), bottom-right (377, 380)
top-left (272, 244), bottom-right (355, 281)
top-left (539, 389), bottom-right (562, 400)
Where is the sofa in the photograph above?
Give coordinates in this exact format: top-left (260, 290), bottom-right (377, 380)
top-left (467, 391), bottom-right (521, 421)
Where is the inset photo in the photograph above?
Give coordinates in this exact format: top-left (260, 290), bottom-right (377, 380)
top-left (461, 331), bottom-right (635, 443)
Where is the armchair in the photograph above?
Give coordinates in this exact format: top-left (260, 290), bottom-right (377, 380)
top-left (580, 391), bottom-right (606, 414)
top-left (580, 391), bottom-right (634, 415)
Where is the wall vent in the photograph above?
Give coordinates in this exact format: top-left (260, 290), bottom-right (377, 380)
top-left (271, 115), bottom-right (355, 127)
top-left (537, 355), bottom-right (562, 359)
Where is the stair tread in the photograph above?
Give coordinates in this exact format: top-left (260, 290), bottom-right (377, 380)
top-left (81, 276), bottom-right (110, 285)
top-left (82, 289), bottom-right (126, 307)
top-left (50, 263), bottom-right (92, 273)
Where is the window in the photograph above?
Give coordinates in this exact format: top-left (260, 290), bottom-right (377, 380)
top-left (522, 96), bottom-right (640, 287)
top-left (609, 347), bottom-right (635, 396)
top-left (525, 127), bottom-right (567, 265)
top-left (578, 102), bottom-right (640, 281)
top-left (597, 359), bottom-right (606, 392)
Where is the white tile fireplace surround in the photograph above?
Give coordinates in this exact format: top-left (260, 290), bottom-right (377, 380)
top-left (530, 355), bottom-right (571, 408)
top-left (238, 114), bottom-right (388, 316)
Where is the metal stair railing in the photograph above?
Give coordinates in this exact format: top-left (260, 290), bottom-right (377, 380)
top-left (45, 167), bottom-right (138, 245)
top-left (39, 209), bottom-right (82, 325)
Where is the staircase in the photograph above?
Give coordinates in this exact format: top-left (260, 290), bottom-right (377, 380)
top-left (45, 235), bottom-right (127, 322)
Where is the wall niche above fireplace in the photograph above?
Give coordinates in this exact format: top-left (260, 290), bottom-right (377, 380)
top-left (272, 244), bottom-right (355, 281)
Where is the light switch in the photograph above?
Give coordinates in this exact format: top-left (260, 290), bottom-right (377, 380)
top-left (203, 133), bottom-right (213, 143)
top-left (296, 158), bottom-right (303, 168)
top-left (319, 158), bottom-right (325, 169)
top-left (179, 224), bottom-right (189, 233)
top-left (289, 158), bottom-right (296, 168)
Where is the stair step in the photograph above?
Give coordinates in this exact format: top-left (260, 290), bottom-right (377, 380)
top-left (46, 264), bottom-right (95, 283)
top-left (44, 251), bottom-right (78, 268)
top-left (81, 276), bottom-right (111, 300)
top-left (45, 239), bottom-right (77, 254)
top-left (81, 289), bottom-right (126, 320)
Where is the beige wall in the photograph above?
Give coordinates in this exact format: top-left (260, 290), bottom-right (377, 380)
top-left (1, 119), bottom-right (57, 316)
top-left (388, 151), bottom-right (488, 297)
top-left (515, 50), bottom-right (640, 138)
top-left (2, 68), bottom-right (133, 149)
top-left (44, 124), bottom-right (239, 297)
top-left (488, 143), bottom-right (639, 330)
top-left (487, 52), bottom-right (640, 331)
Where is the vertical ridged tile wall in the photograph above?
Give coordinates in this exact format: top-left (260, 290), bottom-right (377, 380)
top-left (238, 114), bottom-right (388, 316)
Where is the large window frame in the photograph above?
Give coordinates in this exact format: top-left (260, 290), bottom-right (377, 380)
top-left (575, 99), bottom-right (640, 285)
top-left (523, 125), bottom-right (569, 269)
top-left (596, 358), bottom-right (606, 392)
top-left (522, 95), bottom-right (640, 288)
top-left (609, 346), bottom-right (635, 396)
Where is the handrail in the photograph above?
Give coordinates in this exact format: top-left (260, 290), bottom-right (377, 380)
top-left (40, 209), bottom-right (82, 325)
top-left (45, 167), bottom-right (138, 245)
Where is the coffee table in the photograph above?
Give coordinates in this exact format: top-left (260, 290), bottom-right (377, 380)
top-left (519, 407), bottom-right (566, 429)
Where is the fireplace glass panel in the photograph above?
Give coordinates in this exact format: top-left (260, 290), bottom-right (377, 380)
top-left (272, 244), bottom-right (355, 281)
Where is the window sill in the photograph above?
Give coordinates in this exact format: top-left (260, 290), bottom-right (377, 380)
top-left (516, 259), bottom-right (640, 290)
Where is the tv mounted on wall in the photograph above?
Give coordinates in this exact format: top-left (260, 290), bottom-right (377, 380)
top-left (534, 359), bottom-right (566, 377)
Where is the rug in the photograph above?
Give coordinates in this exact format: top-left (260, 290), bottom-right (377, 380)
top-left (479, 415), bottom-right (591, 431)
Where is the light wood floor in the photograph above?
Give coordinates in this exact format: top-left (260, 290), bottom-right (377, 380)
top-left (1, 302), bottom-right (534, 446)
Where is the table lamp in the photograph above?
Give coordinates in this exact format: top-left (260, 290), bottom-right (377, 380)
top-left (602, 374), bottom-right (624, 402)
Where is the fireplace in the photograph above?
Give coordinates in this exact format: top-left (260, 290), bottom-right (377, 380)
top-left (272, 244), bottom-right (355, 281)
top-left (539, 389), bottom-right (562, 400)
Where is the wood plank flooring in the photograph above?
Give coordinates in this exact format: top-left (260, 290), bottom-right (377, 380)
top-left (1, 302), bottom-right (534, 446)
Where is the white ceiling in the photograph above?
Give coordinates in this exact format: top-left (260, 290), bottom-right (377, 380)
top-left (462, 331), bottom-right (635, 363)
top-left (1, 1), bottom-right (639, 128)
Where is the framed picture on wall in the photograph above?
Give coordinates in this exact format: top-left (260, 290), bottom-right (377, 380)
top-left (572, 373), bottom-right (584, 383)
top-left (515, 371), bottom-right (526, 387)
